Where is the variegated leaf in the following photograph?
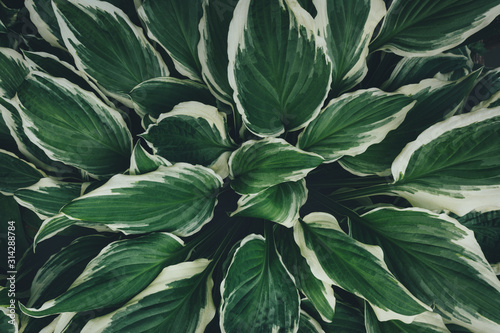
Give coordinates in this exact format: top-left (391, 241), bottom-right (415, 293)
top-left (298, 89), bottom-right (415, 162)
top-left (0, 149), bottom-right (45, 195)
top-left (298, 310), bottom-right (324, 333)
top-left (62, 164), bottom-right (223, 236)
top-left (228, 0), bottom-right (332, 136)
top-left (0, 47), bottom-right (32, 99)
top-left (457, 211), bottom-right (500, 264)
top-left (25, 0), bottom-right (64, 48)
top-left (229, 138), bottom-right (323, 194)
top-left (129, 141), bottom-right (171, 176)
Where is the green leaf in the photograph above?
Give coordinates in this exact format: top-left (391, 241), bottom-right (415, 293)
top-left (15, 72), bottom-right (133, 178)
top-left (229, 138), bottom-right (323, 194)
top-left (232, 179), bottom-right (308, 227)
top-left (220, 234), bottom-right (300, 333)
top-left (129, 141), bottom-right (171, 176)
top-left (340, 70), bottom-right (481, 176)
top-left (0, 194), bottom-right (30, 265)
top-left (276, 227), bottom-right (336, 322)
top-left (371, 0), bottom-right (500, 56)
top-left (469, 68), bottom-right (500, 111)
top-left (315, 0), bottom-right (386, 94)
top-left (52, 0), bottom-right (169, 106)
top-left (0, 149), bottom-right (45, 195)
top-left (298, 310), bottom-right (324, 333)
top-left (294, 212), bottom-right (429, 322)
top-left (0, 47), bottom-right (32, 99)
top-left (25, 0), bottom-right (64, 48)
top-left (198, 0), bottom-right (237, 105)
top-left (62, 164), bottom-right (223, 236)
top-left (14, 178), bottom-right (82, 219)
top-left (356, 207), bottom-right (500, 332)
top-left (130, 77), bottom-right (214, 119)
top-left (79, 259), bottom-right (215, 333)
top-left (138, 0), bottom-right (203, 81)
top-left (298, 89), bottom-right (415, 162)
top-left (141, 101), bottom-right (236, 178)
top-left (228, 0), bottom-right (332, 136)
top-left (27, 234), bottom-right (113, 309)
top-left (457, 211), bottom-right (500, 264)
top-left (392, 107), bottom-right (500, 216)
top-left (21, 232), bottom-right (186, 316)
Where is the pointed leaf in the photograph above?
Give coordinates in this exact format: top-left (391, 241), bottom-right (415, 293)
top-left (371, 0), bottom-right (500, 56)
top-left (220, 234), bottom-right (300, 333)
top-left (229, 138), bottom-right (323, 194)
top-left (356, 207), bottom-right (500, 332)
top-left (0, 47), bottom-right (31, 99)
top-left (315, 0), bottom-right (386, 94)
top-left (298, 310), bottom-right (325, 333)
top-left (25, 0), bottom-right (64, 48)
top-left (294, 212), bottom-right (429, 322)
top-left (141, 101), bottom-right (236, 178)
top-left (52, 0), bottom-right (169, 106)
top-left (138, 0), bottom-right (203, 81)
top-left (80, 259), bottom-right (215, 333)
top-left (228, 0), bottom-right (332, 136)
top-left (392, 107), bottom-right (500, 216)
top-left (0, 149), bottom-right (45, 195)
top-left (130, 77), bottom-right (214, 119)
top-left (129, 141), bottom-right (171, 176)
top-left (15, 72), bottom-right (132, 178)
top-left (232, 180), bottom-right (308, 228)
top-left (62, 164), bottom-right (223, 236)
top-left (21, 232), bottom-right (186, 316)
top-left (298, 89), bottom-right (415, 162)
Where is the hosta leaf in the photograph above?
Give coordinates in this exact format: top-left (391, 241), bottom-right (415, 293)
top-left (21, 232), bottom-right (186, 316)
top-left (27, 234), bottom-right (113, 309)
top-left (302, 299), bottom-right (366, 333)
top-left (457, 211), bottom-right (500, 264)
top-left (25, 0), bottom-right (64, 48)
top-left (392, 107), bottom-right (500, 216)
top-left (381, 53), bottom-right (472, 92)
top-left (0, 47), bottom-right (31, 99)
top-left (276, 227), bottom-right (336, 322)
top-left (52, 0), bottom-right (169, 106)
top-left (294, 212), bottom-right (429, 322)
top-left (469, 68), bottom-right (500, 111)
top-left (229, 138), bottom-right (323, 194)
top-left (298, 89), bottom-right (415, 162)
top-left (141, 102), bottom-right (236, 178)
top-left (62, 164), bottom-right (223, 236)
top-left (371, 0), bottom-right (500, 56)
top-left (0, 194), bottom-right (29, 265)
top-left (198, 0), bottom-right (237, 105)
top-left (314, 0), bottom-right (386, 94)
top-left (129, 77), bottom-right (214, 119)
top-left (220, 234), bottom-right (300, 333)
top-left (0, 149), bottom-right (45, 195)
top-left (356, 207), bottom-right (500, 332)
top-left (232, 179), bottom-right (308, 227)
top-left (341, 71), bottom-right (480, 176)
top-left (129, 141), bottom-right (171, 176)
top-left (14, 178), bottom-right (82, 219)
top-left (15, 72), bottom-right (133, 178)
top-left (80, 259), bottom-right (215, 333)
top-left (365, 305), bottom-right (450, 333)
top-left (138, 0), bottom-right (203, 81)
top-left (228, 0), bottom-right (332, 136)
top-left (298, 310), bottom-right (324, 333)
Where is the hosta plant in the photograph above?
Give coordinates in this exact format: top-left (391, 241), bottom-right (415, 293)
top-left (1, 0), bottom-right (500, 332)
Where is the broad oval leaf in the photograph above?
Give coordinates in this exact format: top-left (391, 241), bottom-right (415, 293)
top-left (392, 106), bottom-right (500, 216)
top-left (220, 234), bottom-right (300, 333)
top-left (52, 0), bottom-right (169, 106)
top-left (62, 164), bottom-right (223, 236)
top-left (80, 259), bottom-right (215, 333)
top-left (0, 149), bottom-right (45, 195)
top-left (130, 77), bottom-right (214, 119)
top-left (314, 0), bottom-right (386, 95)
top-left (370, 0), bottom-right (500, 56)
top-left (228, 0), bottom-right (332, 136)
top-left (229, 138), bottom-right (323, 194)
top-left (138, 0), bottom-right (203, 81)
top-left (356, 207), bottom-right (500, 332)
top-left (298, 88), bottom-right (415, 162)
top-left (21, 232), bottom-right (186, 317)
top-left (141, 101), bottom-right (237, 178)
top-left (15, 72), bottom-right (132, 178)
top-left (129, 141), bottom-right (171, 176)
top-left (294, 212), bottom-right (429, 322)
top-left (232, 179), bottom-right (308, 228)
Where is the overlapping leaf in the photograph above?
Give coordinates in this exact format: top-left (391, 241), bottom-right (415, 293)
top-left (129, 141), bottom-right (171, 176)
top-left (25, 0), bottom-right (64, 48)
top-left (0, 149), bottom-right (45, 195)
top-left (62, 164), bottom-right (223, 236)
top-left (0, 47), bottom-right (32, 98)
